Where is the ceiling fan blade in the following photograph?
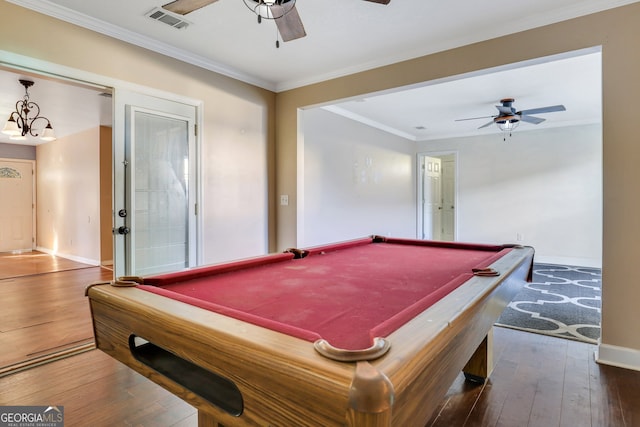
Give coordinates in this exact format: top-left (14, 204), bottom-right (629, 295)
top-left (455, 115), bottom-right (495, 122)
top-left (271, 4), bottom-right (306, 42)
top-left (163, 0), bottom-right (219, 15)
top-left (478, 120), bottom-right (495, 129)
top-left (363, 0), bottom-right (391, 4)
top-left (518, 105), bottom-right (566, 115)
top-left (519, 115), bottom-right (546, 125)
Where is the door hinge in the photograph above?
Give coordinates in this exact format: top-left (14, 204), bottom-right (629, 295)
top-left (194, 124), bottom-right (198, 137)
top-left (194, 203), bottom-right (198, 215)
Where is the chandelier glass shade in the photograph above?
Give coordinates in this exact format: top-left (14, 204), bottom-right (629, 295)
top-left (2, 79), bottom-right (56, 142)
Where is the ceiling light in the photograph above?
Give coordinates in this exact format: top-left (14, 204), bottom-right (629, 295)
top-left (2, 79), bottom-right (56, 142)
top-left (243, 0), bottom-right (296, 21)
top-left (242, 0), bottom-right (297, 47)
top-left (495, 114), bottom-right (519, 140)
top-left (495, 115), bottom-right (520, 132)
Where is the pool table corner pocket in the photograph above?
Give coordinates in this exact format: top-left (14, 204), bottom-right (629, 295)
top-left (314, 337), bottom-right (391, 362)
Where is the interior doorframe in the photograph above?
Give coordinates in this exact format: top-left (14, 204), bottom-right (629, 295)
top-left (0, 157), bottom-right (36, 252)
top-left (113, 90), bottom-right (202, 277)
top-left (115, 95), bottom-right (199, 276)
top-left (416, 150), bottom-right (458, 241)
top-left (1, 50), bottom-right (204, 277)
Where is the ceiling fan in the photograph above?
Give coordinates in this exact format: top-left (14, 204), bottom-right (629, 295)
top-left (162, 0), bottom-right (391, 45)
top-left (456, 98), bottom-right (566, 130)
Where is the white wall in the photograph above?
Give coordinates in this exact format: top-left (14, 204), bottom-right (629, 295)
top-left (302, 109), bottom-right (601, 266)
top-left (300, 108), bottom-right (416, 247)
top-left (417, 124), bottom-right (602, 267)
top-left (36, 127), bottom-right (101, 264)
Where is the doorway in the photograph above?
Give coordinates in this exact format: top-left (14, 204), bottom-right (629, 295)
top-left (417, 152), bottom-right (456, 241)
top-left (113, 90), bottom-right (198, 277)
top-left (0, 158), bottom-right (34, 252)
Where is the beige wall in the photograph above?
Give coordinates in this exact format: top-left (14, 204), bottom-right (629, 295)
top-left (0, 1), bottom-right (277, 262)
top-left (3, 1), bottom-right (639, 366)
top-left (276, 5), bottom-right (640, 361)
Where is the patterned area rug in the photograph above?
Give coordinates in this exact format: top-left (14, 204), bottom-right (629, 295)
top-left (495, 263), bottom-right (601, 343)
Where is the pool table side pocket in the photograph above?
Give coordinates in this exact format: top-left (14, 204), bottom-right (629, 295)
top-left (87, 285), bottom-right (361, 427)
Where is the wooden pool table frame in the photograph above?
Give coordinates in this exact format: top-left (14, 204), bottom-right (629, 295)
top-left (86, 244), bottom-right (533, 427)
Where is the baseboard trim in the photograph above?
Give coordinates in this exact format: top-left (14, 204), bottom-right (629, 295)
top-left (35, 246), bottom-right (100, 266)
top-left (596, 342), bottom-right (640, 372)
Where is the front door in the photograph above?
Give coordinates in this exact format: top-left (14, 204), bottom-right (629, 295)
top-left (113, 91), bottom-right (197, 277)
top-left (0, 159), bottom-right (35, 252)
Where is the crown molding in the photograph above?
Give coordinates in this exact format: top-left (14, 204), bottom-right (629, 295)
top-left (7, 0), bottom-right (640, 93)
top-left (6, 0), bottom-right (276, 92)
top-left (273, 0), bottom-right (640, 92)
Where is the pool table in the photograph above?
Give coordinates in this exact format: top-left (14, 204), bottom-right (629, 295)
top-left (86, 236), bottom-right (533, 427)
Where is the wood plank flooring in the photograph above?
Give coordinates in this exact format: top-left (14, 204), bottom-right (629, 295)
top-left (429, 328), bottom-right (640, 427)
top-left (1, 327), bottom-right (639, 426)
top-left (0, 250), bottom-right (98, 280)
top-left (0, 252), bottom-right (113, 373)
top-left (1, 254), bottom-right (639, 426)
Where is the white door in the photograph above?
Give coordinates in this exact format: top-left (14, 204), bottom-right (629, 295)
top-left (440, 157), bottom-right (456, 241)
top-left (113, 91), bottom-right (198, 277)
top-left (0, 159), bottom-right (35, 252)
top-left (421, 156), bottom-right (442, 240)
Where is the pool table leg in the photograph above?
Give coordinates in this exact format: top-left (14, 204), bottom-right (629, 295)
top-left (462, 328), bottom-right (494, 383)
top-left (346, 361), bottom-right (394, 427)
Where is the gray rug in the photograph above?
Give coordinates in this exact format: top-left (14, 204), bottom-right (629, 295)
top-left (495, 264), bottom-right (601, 343)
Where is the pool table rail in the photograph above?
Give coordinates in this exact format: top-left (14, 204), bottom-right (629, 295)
top-left (86, 244), bottom-right (534, 427)
top-left (374, 245), bottom-right (534, 426)
top-left (88, 282), bottom-right (362, 426)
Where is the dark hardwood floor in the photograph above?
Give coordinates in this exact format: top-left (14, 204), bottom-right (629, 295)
top-left (1, 254), bottom-right (639, 426)
top-left (1, 326), bottom-right (639, 426)
top-left (429, 328), bottom-right (640, 427)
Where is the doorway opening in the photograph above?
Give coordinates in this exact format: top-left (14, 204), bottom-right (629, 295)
top-left (417, 152), bottom-right (456, 241)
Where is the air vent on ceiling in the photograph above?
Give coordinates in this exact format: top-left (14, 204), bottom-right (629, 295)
top-left (145, 7), bottom-right (191, 30)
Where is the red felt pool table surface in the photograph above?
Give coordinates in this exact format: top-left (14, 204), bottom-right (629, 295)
top-left (137, 237), bottom-right (513, 352)
top-left (87, 236), bottom-right (534, 427)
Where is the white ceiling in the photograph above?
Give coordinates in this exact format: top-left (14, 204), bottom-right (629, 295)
top-left (0, 68), bottom-right (111, 145)
top-left (324, 50), bottom-right (602, 141)
top-left (2, 0), bottom-right (623, 144)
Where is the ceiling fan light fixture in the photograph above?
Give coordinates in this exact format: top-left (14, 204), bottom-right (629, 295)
top-left (243, 0), bottom-right (295, 20)
top-left (496, 115), bottom-right (520, 132)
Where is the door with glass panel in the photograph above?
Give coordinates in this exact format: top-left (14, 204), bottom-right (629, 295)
top-left (113, 91), bottom-right (197, 277)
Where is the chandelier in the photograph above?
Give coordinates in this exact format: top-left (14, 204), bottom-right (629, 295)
top-left (2, 79), bottom-right (56, 142)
